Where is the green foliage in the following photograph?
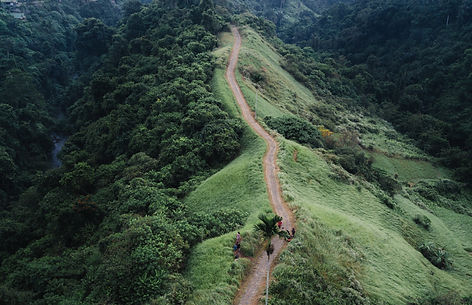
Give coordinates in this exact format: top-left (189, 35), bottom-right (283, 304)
top-left (265, 115), bottom-right (324, 148)
top-left (75, 18), bottom-right (113, 57)
top-left (246, 0), bottom-right (472, 183)
top-left (60, 162), bottom-right (95, 194)
top-left (254, 213), bottom-right (288, 256)
top-left (413, 214), bottom-right (431, 230)
top-left (192, 208), bottom-right (248, 240)
top-left (419, 242), bottom-right (452, 270)
top-left (0, 1), bottom-right (243, 304)
top-left (335, 146), bottom-right (400, 196)
top-left (88, 215), bottom-right (189, 304)
top-left (411, 180), bottom-right (472, 216)
top-left (0, 0), bottom-right (122, 202)
top-left (378, 192), bottom-right (396, 210)
top-left (269, 213), bottom-right (369, 305)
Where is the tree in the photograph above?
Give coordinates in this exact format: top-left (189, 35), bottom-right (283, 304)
top-left (75, 18), bottom-right (113, 56)
top-left (122, 0), bottom-right (143, 19)
top-left (254, 213), bottom-right (288, 305)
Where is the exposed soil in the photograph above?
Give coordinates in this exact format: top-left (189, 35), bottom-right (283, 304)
top-left (226, 26), bottom-right (294, 305)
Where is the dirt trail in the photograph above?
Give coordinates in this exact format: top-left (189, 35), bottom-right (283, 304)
top-left (226, 26), bottom-right (294, 305)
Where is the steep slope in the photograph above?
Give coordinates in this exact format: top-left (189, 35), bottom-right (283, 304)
top-left (185, 25), bottom-right (472, 304)
top-left (239, 26), bottom-right (472, 304)
top-left (0, 3), bottom-right (246, 304)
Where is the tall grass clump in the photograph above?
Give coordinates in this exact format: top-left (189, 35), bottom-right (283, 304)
top-left (269, 211), bottom-right (370, 305)
top-left (413, 214), bottom-right (431, 230)
top-left (419, 242), bottom-right (452, 270)
top-left (414, 290), bottom-right (472, 305)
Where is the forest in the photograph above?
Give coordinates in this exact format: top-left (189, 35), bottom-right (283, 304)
top-left (1, 0), bottom-right (245, 304)
top-left (1, 0), bottom-right (472, 304)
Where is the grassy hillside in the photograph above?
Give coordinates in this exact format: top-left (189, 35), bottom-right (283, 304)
top-left (275, 139), bottom-right (472, 303)
top-left (185, 25), bottom-right (471, 304)
top-left (215, 26), bottom-right (471, 304)
top-left (184, 31), bottom-right (272, 305)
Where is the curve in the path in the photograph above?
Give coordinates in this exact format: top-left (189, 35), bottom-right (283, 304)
top-left (226, 26), bottom-right (294, 305)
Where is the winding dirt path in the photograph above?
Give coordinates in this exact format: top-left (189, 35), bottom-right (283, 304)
top-left (226, 26), bottom-right (294, 305)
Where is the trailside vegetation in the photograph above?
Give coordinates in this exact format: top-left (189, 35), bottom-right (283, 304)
top-left (264, 115), bottom-right (324, 148)
top-left (231, 14), bottom-right (472, 304)
top-left (0, 1), bottom-right (245, 304)
top-left (272, 0), bottom-right (472, 183)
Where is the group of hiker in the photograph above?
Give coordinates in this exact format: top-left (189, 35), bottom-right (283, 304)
top-left (277, 220), bottom-right (295, 242)
top-left (233, 222), bottom-right (296, 259)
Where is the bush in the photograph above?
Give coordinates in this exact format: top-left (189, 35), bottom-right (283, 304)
top-left (265, 116), bottom-right (324, 148)
top-left (379, 193), bottom-right (396, 209)
top-left (413, 214), bottom-right (431, 230)
top-left (336, 147), bottom-right (400, 195)
top-left (419, 242), bottom-right (452, 269)
top-left (373, 168), bottom-right (401, 196)
top-left (191, 208), bottom-right (248, 240)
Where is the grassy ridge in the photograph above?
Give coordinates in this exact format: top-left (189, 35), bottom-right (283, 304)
top-left (236, 27), bottom-right (319, 119)
top-left (229, 26), bottom-right (472, 303)
top-left (185, 26), bottom-right (472, 304)
top-left (184, 32), bottom-right (271, 304)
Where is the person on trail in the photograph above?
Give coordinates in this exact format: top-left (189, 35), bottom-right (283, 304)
top-left (236, 232), bottom-right (241, 245)
top-left (286, 231), bottom-right (292, 242)
top-left (277, 220), bottom-right (282, 229)
top-left (291, 227), bottom-right (296, 237)
top-left (233, 244), bottom-right (239, 259)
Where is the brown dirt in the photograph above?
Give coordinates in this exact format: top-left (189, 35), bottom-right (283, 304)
top-left (226, 26), bottom-right (294, 305)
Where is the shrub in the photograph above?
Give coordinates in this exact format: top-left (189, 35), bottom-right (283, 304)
top-left (335, 147), bottom-right (400, 195)
top-left (373, 168), bottom-right (401, 196)
top-left (265, 116), bottom-right (324, 148)
top-left (419, 242), bottom-right (452, 269)
top-left (191, 208), bottom-right (248, 240)
top-left (413, 214), bottom-right (431, 230)
top-left (379, 193), bottom-right (396, 209)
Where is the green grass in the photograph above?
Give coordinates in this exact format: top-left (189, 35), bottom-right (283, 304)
top-left (275, 139), bottom-right (472, 304)
top-left (370, 151), bottom-right (450, 182)
top-left (357, 117), bottom-right (429, 159)
top-left (236, 27), bottom-right (321, 120)
top-left (235, 27), bottom-right (428, 162)
top-left (185, 27), bottom-right (472, 305)
top-left (184, 32), bottom-right (272, 304)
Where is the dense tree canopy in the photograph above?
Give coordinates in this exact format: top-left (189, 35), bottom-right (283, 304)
top-left (0, 1), bottom-right (245, 304)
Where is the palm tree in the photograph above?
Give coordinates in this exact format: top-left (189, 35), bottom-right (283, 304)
top-left (254, 214), bottom-right (289, 305)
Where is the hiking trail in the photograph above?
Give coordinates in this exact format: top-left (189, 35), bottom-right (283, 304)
top-left (226, 26), bottom-right (294, 305)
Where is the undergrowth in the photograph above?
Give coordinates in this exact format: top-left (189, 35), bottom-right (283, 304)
top-left (269, 210), bottom-right (370, 305)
